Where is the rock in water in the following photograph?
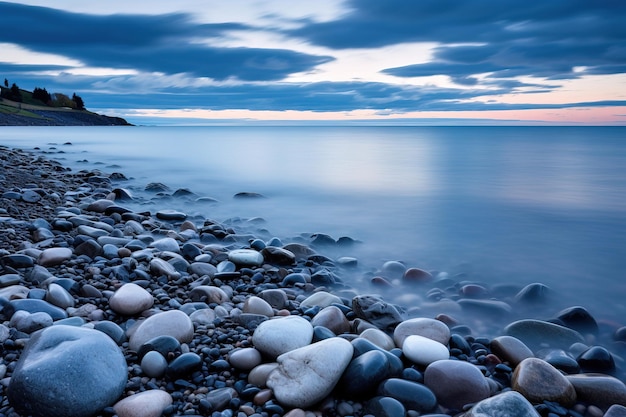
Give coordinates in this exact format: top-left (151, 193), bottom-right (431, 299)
top-left (267, 337), bottom-right (353, 408)
top-left (466, 391), bottom-right (540, 417)
top-left (8, 325), bottom-right (127, 417)
top-left (512, 358), bottom-right (577, 407)
top-left (352, 295), bottom-right (403, 330)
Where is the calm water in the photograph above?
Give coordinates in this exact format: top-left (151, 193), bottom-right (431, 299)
top-left (1, 126), bottom-right (625, 325)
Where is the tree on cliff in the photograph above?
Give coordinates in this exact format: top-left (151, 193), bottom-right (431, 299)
top-left (33, 87), bottom-right (52, 105)
top-left (3, 78), bottom-right (8, 88)
top-left (72, 93), bottom-right (85, 110)
top-left (9, 83), bottom-right (22, 102)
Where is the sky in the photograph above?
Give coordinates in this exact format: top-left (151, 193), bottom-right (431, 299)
top-left (1, 0), bottom-right (626, 125)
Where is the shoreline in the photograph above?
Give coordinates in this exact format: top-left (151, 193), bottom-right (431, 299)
top-left (1, 144), bottom-right (626, 416)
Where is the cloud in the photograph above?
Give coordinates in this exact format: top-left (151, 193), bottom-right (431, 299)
top-left (0, 2), bottom-right (332, 81)
top-left (292, 0), bottom-right (626, 82)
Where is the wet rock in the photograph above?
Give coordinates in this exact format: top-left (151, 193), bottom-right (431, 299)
top-left (512, 358), bottom-right (577, 407)
top-left (541, 349), bottom-right (580, 374)
top-left (155, 210), bottom-right (187, 221)
top-left (311, 305), bottom-right (350, 335)
top-left (359, 328), bottom-right (395, 351)
top-left (299, 291), bottom-right (342, 309)
top-left (490, 335), bottom-right (534, 367)
top-left (267, 337), bottom-right (353, 408)
top-left (109, 283), bottom-right (154, 315)
top-left (252, 315), bottom-right (313, 358)
top-left (504, 319), bottom-right (585, 351)
top-left (424, 359), bottom-right (490, 411)
top-left (261, 246), bottom-right (296, 266)
top-left (166, 352), bottom-right (202, 378)
top-left (243, 295), bottom-right (274, 317)
top-left (128, 310), bottom-right (194, 351)
top-left (228, 249), bottom-right (264, 267)
top-left (553, 305), bottom-right (599, 336)
top-left (113, 390), bottom-right (172, 417)
top-left (577, 346), bottom-right (615, 373)
top-left (402, 334), bottom-right (449, 366)
top-left (465, 390), bottom-right (540, 417)
top-left (393, 317), bottom-right (450, 346)
top-left (45, 282), bottom-right (75, 309)
top-left (38, 247), bottom-right (72, 267)
top-left (338, 350), bottom-right (397, 399)
top-left (377, 378), bottom-right (437, 413)
top-left (566, 374), bottom-right (626, 410)
top-left (8, 325), bottom-right (127, 417)
top-left (402, 267), bottom-right (433, 283)
top-left (352, 295), bottom-right (403, 331)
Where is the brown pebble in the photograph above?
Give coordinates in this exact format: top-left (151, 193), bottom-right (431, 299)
top-left (253, 388), bottom-right (273, 405)
top-left (403, 267), bottom-right (433, 283)
top-left (117, 247), bottom-right (131, 258)
top-left (435, 313), bottom-right (459, 327)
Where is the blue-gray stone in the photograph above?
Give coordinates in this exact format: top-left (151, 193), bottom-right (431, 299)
top-left (10, 299), bottom-right (68, 320)
top-left (339, 350), bottom-right (398, 400)
top-left (364, 396), bottom-right (406, 417)
top-left (377, 378), bottom-right (437, 413)
top-left (8, 325), bottom-right (127, 417)
top-left (167, 352), bottom-right (202, 378)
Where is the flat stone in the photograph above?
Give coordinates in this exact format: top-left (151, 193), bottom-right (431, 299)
top-left (424, 359), bottom-right (490, 411)
top-left (128, 310), bottom-right (194, 351)
top-left (77, 225), bottom-right (109, 238)
top-left (402, 334), bottom-right (450, 366)
top-left (512, 358), bottom-right (577, 407)
top-left (149, 237), bottom-right (180, 253)
top-left (490, 335), bottom-right (534, 367)
top-left (8, 325), bottom-right (127, 417)
top-left (252, 315), bottom-right (313, 359)
top-left (109, 283), bottom-right (154, 315)
top-left (261, 246), bottom-right (296, 266)
top-left (566, 374), bottom-right (626, 410)
top-left (466, 390), bottom-right (540, 417)
top-left (393, 317), bottom-right (450, 347)
top-left (228, 249), bottom-right (264, 267)
top-left (113, 390), bottom-right (173, 417)
top-left (155, 210), bottom-right (187, 221)
top-left (504, 319), bottom-right (585, 351)
top-left (267, 337), bottom-right (353, 408)
top-left (299, 291), bottom-right (342, 309)
top-left (38, 247), bottom-right (72, 267)
top-left (9, 298), bottom-right (68, 320)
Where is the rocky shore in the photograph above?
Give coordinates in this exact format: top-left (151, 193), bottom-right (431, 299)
top-left (0, 109), bottom-right (131, 126)
top-left (1, 143), bottom-right (626, 417)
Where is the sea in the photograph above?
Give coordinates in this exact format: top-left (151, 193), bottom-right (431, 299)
top-left (1, 126), bottom-right (625, 328)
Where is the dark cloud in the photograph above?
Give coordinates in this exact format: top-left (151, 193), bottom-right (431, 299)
top-left (292, 0), bottom-right (626, 83)
top-left (0, 2), bottom-right (332, 81)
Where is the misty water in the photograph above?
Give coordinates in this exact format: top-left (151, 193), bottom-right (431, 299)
top-left (2, 126), bottom-right (625, 332)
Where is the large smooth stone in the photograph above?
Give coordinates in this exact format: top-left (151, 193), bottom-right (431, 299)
top-left (128, 310), bottom-right (193, 351)
top-left (512, 358), bottom-right (577, 407)
top-left (566, 374), bottom-right (626, 410)
top-left (393, 317), bottom-right (450, 346)
top-left (364, 396), bottom-right (406, 417)
top-left (228, 249), bottom-right (264, 267)
top-left (311, 305), bottom-right (350, 335)
top-left (267, 337), bottom-right (353, 408)
top-left (606, 405), bottom-right (626, 417)
top-left (554, 306), bottom-right (599, 336)
top-left (113, 390), bottom-right (173, 417)
top-left (402, 334), bottom-right (449, 366)
top-left (46, 283), bottom-right (75, 309)
top-left (339, 350), bottom-right (397, 400)
top-left (377, 378), bottom-right (437, 413)
top-left (490, 335), bottom-right (534, 367)
top-left (359, 328), bottom-right (395, 351)
top-left (8, 325), bottom-right (127, 417)
top-left (252, 315), bottom-right (313, 358)
top-left (299, 291), bottom-right (342, 309)
top-left (243, 296), bottom-right (274, 317)
top-left (352, 295), bottom-right (403, 331)
top-left (149, 237), bottom-right (180, 253)
top-left (149, 258), bottom-right (181, 280)
top-left (109, 283), bottom-right (154, 315)
top-left (466, 390), bottom-right (540, 417)
top-left (229, 347), bottom-right (262, 371)
top-left (38, 247), bottom-right (72, 267)
top-left (504, 319), bottom-right (585, 351)
top-left (424, 360), bottom-right (490, 411)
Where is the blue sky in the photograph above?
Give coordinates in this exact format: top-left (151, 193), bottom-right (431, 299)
top-left (1, 0), bottom-right (625, 125)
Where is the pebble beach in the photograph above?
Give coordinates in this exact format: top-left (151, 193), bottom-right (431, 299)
top-left (1, 143), bottom-right (626, 417)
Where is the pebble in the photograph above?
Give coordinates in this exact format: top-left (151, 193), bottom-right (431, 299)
top-left (359, 328), bottom-right (395, 350)
top-left (229, 347), bottom-right (262, 370)
top-left (424, 359), bottom-right (490, 411)
top-left (109, 283), bottom-right (154, 315)
top-left (377, 378), bottom-right (437, 413)
top-left (490, 335), bottom-right (534, 367)
top-left (364, 396), bottom-right (406, 417)
top-left (8, 325), bottom-right (127, 417)
top-left (228, 249), bottom-right (264, 267)
top-left (46, 282), bottom-right (76, 308)
top-left (113, 390), bottom-right (173, 417)
top-left (141, 350), bottom-right (168, 378)
top-left (566, 374), bottom-right (626, 410)
top-left (338, 350), bottom-right (398, 399)
top-left (243, 296), bottom-right (274, 317)
top-left (299, 291), bottom-right (342, 308)
top-left (252, 315), bottom-right (313, 358)
top-left (511, 357), bottom-right (577, 407)
top-left (128, 310), bottom-right (194, 351)
top-left (352, 295), bottom-right (403, 331)
top-left (606, 405), bottom-right (626, 417)
top-left (465, 390), bottom-right (540, 417)
top-left (402, 334), bottom-right (450, 366)
top-left (37, 247), bottom-right (73, 266)
top-left (310, 305), bottom-right (351, 334)
top-left (504, 319), bottom-right (585, 351)
top-left (267, 337), bottom-right (353, 408)
top-left (393, 317), bottom-right (451, 346)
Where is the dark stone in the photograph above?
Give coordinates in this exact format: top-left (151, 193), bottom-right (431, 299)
top-left (2, 254), bottom-right (35, 268)
top-left (352, 295), bottom-right (403, 331)
top-left (104, 205), bottom-right (132, 215)
top-left (10, 299), bottom-right (68, 320)
top-left (0, 274), bottom-right (20, 287)
top-left (514, 283), bottom-right (552, 305)
top-left (339, 350), bottom-right (396, 400)
top-left (554, 306), bottom-right (599, 336)
top-left (310, 233), bottom-right (336, 246)
top-left (577, 346), bottom-right (615, 372)
top-left (74, 239), bottom-right (103, 259)
top-left (181, 243), bottom-right (203, 260)
top-left (542, 349), bottom-right (580, 374)
top-left (156, 210), bottom-right (187, 221)
top-left (93, 321), bottom-right (126, 345)
top-left (377, 378), bottom-right (437, 413)
top-left (364, 396), bottom-right (406, 417)
top-left (281, 273), bottom-right (308, 286)
top-left (111, 188), bottom-right (133, 201)
top-left (233, 192), bottom-right (265, 199)
top-left (137, 335), bottom-right (181, 360)
top-left (145, 182), bottom-right (171, 192)
top-left (311, 269), bottom-right (336, 286)
top-left (351, 338), bottom-right (403, 377)
top-left (261, 246), bottom-right (296, 266)
top-left (312, 325), bottom-right (336, 342)
top-left (7, 325), bottom-right (127, 417)
top-left (166, 352), bottom-right (202, 378)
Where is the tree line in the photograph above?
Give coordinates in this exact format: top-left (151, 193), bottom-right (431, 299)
top-left (1, 78), bottom-right (85, 110)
